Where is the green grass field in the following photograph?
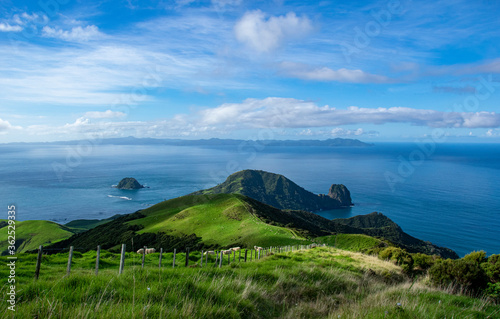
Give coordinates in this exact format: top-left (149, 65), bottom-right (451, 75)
top-left (1, 247), bottom-right (498, 318)
top-left (316, 234), bottom-right (387, 252)
top-left (129, 194), bottom-right (309, 248)
top-left (0, 220), bottom-right (75, 254)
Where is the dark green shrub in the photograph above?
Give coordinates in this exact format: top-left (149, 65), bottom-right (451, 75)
top-left (379, 247), bottom-right (413, 275)
top-left (429, 258), bottom-right (488, 293)
top-left (429, 259), bottom-right (455, 287)
top-left (485, 282), bottom-right (500, 302)
top-left (463, 251), bottom-right (487, 264)
top-left (412, 253), bottom-right (437, 270)
top-left (482, 254), bottom-right (500, 283)
top-left (451, 259), bottom-right (488, 291)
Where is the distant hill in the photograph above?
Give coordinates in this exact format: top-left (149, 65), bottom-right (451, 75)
top-left (45, 194), bottom-right (458, 258)
top-left (7, 137), bottom-right (372, 147)
top-left (0, 220), bottom-right (75, 254)
top-left (191, 169), bottom-right (353, 211)
top-left (64, 214), bottom-right (123, 232)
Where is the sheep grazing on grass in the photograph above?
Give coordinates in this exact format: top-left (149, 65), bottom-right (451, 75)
top-left (145, 248), bottom-right (156, 254)
top-left (203, 251), bottom-right (215, 256)
top-left (230, 247), bottom-right (241, 251)
top-left (254, 246), bottom-right (263, 251)
top-left (222, 249), bottom-right (233, 255)
top-left (137, 248), bottom-right (145, 254)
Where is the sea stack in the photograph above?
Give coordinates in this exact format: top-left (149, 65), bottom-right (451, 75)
top-left (116, 177), bottom-right (145, 190)
top-left (327, 184), bottom-right (353, 206)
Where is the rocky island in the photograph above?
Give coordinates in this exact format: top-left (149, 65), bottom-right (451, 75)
top-left (115, 177), bottom-right (146, 190)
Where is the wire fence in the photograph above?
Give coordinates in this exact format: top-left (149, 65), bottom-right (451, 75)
top-left (32, 243), bottom-right (325, 279)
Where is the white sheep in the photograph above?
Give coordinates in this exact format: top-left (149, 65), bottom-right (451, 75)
top-left (230, 247), bottom-right (241, 251)
top-left (203, 250), bottom-right (215, 255)
top-left (145, 248), bottom-right (156, 254)
top-left (136, 248), bottom-right (144, 254)
top-left (254, 246), bottom-right (263, 251)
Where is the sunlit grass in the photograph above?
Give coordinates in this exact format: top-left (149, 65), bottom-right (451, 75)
top-left (1, 247), bottom-right (497, 318)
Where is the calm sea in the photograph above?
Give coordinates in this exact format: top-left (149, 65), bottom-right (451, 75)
top-left (1, 142), bottom-right (499, 257)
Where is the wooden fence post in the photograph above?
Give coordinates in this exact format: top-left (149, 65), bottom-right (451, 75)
top-left (219, 251), bottom-right (223, 268)
top-left (159, 248), bottom-right (163, 268)
top-left (228, 251), bottom-right (230, 265)
top-left (66, 246), bottom-right (74, 276)
top-left (95, 245), bottom-right (101, 276)
top-left (201, 250), bottom-right (203, 267)
top-left (258, 249), bottom-right (260, 260)
top-left (185, 248), bottom-right (190, 267)
top-left (35, 245), bottom-right (43, 280)
top-left (214, 250), bottom-right (218, 266)
top-left (142, 246), bottom-right (146, 269)
top-left (119, 244), bottom-right (126, 275)
top-left (206, 251), bottom-right (209, 265)
top-left (239, 250), bottom-right (241, 262)
top-left (244, 249), bottom-right (248, 262)
top-left (173, 248), bottom-right (176, 268)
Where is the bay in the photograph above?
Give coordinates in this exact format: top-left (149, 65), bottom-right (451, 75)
top-left (1, 142), bottom-right (499, 257)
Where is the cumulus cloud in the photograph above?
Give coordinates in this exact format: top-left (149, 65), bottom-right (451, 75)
top-left (234, 10), bottom-right (313, 52)
top-left (0, 12), bottom-right (48, 32)
top-left (84, 110), bottom-right (127, 119)
top-left (0, 23), bottom-right (22, 32)
top-left (280, 62), bottom-right (392, 83)
top-left (300, 127), bottom-right (378, 137)
top-left (0, 118), bottom-right (22, 133)
top-left (42, 25), bottom-right (103, 42)
top-left (196, 97), bottom-right (500, 129)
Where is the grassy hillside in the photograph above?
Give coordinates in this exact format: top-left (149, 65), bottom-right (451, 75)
top-left (1, 247), bottom-right (497, 318)
top-left (48, 194), bottom-right (313, 252)
top-left (130, 193), bottom-right (306, 248)
top-left (45, 194), bottom-right (458, 259)
top-left (0, 220), bottom-right (74, 254)
top-left (316, 234), bottom-right (388, 253)
top-left (64, 214), bottom-right (123, 232)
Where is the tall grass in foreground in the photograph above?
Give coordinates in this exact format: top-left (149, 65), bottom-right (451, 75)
top-left (1, 247), bottom-right (498, 318)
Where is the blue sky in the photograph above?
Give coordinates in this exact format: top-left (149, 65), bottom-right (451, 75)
top-left (1, 0), bottom-right (500, 142)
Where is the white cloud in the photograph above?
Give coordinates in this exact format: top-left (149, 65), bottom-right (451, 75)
top-left (0, 23), bottom-right (22, 32)
top-left (331, 127), bottom-right (365, 136)
top-left (486, 129), bottom-right (500, 137)
top-left (234, 10), bottom-right (313, 53)
top-left (0, 118), bottom-right (22, 133)
top-left (196, 97), bottom-right (500, 129)
top-left (84, 110), bottom-right (127, 119)
top-left (280, 62), bottom-right (391, 83)
top-left (42, 25), bottom-right (103, 42)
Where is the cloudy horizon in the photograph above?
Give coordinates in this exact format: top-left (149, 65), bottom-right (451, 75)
top-left (1, 0), bottom-right (500, 143)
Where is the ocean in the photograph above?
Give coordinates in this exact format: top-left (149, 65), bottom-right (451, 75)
top-left (1, 142), bottom-right (499, 257)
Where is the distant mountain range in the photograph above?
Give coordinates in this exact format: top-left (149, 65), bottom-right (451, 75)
top-left (7, 136), bottom-right (372, 147)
